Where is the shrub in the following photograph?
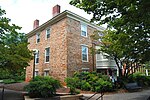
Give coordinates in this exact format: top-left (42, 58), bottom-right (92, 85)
top-left (124, 72), bottom-right (150, 87)
top-left (95, 78), bottom-right (113, 92)
top-left (65, 72), bottom-right (113, 93)
top-left (3, 79), bottom-right (16, 84)
top-left (65, 77), bottom-right (80, 94)
top-left (81, 80), bottom-right (91, 91)
top-left (24, 76), bottom-right (61, 98)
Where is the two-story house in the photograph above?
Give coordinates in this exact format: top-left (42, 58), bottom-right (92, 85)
top-left (25, 5), bottom-right (117, 83)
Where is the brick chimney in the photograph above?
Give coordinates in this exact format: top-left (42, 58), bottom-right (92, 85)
top-left (52, 5), bottom-right (60, 17)
top-left (33, 19), bottom-right (39, 29)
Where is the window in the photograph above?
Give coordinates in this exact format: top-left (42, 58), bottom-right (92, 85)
top-left (45, 47), bottom-right (50, 62)
top-left (35, 71), bottom-right (38, 76)
top-left (81, 24), bottom-right (87, 37)
top-left (46, 28), bottom-right (50, 39)
top-left (82, 45), bottom-right (88, 62)
top-left (44, 70), bottom-right (49, 76)
top-left (35, 50), bottom-right (39, 64)
top-left (36, 33), bottom-right (40, 43)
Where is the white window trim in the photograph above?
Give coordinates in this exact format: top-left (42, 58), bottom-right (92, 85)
top-left (81, 23), bottom-right (87, 37)
top-left (35, 50), bottom-right (39, 65)
top-left (36, 33), bottom-right (40, 44)
top-left (45, 28), bottom-right (50, 40)
top-left (35, 71), bottom-right (39, 77)
top-left (81, 45), bottom-right (88, 62)
top-left (44, 69), bottom-right (50, 76)
top-left (45, 47), bottom-right (50, 63)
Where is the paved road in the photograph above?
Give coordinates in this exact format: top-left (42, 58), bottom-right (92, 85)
top-left (0, 88), bottom-right (24, 100)
top-left (83, 89), bottom-right (150, 100)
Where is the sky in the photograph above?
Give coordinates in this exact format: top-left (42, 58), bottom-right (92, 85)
top-left (0, 0), bottom-right (94, 33)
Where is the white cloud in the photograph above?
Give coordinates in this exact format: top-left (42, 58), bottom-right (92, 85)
top-left (0, 0), bottom-right (94, 33)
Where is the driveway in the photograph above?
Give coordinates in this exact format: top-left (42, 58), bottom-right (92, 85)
top-left (83, 89), bottom-right (150, 100)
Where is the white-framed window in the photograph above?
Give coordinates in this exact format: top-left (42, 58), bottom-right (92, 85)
top-left (36, 33), bottom-right (40, 43)
top-left (35, 50), bottom-right (39, 64)
top-left (46, 28), bottom-right (50, 39)
top-left (45, 47), bottom-right (50, 63)
top-left (44, 70), bottom-right (49, 76)
top-left (81, 45), bottom-right (88, 62)
top-left (81, 23), bottom-right (87, 37)
top-left (35, 71), bottom-right (38, 76)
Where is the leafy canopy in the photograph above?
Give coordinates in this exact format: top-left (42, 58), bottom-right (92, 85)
top-left (70, 0), bottom-right (150, 64)
top-left (0, 8), bottom-right (32, 76)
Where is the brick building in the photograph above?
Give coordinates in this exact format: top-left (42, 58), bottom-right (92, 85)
top-left (25, 5), bottom-right (112, 83)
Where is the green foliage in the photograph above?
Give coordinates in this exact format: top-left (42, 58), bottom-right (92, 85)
top-left (3, 79), bottom-right (16, 84)
top-left (128, 73), bottom-right (150, 87)
top-left (0, 68), bottom-right (11, 79)
top-left (0, 8), bottom-right (32, 77)
top-left (94, 78), bottom-right (113, 92)
top-left (70, 0), bottom-right (150, 76)
top-left (25, 76), bottom-right (61, 98)
top-left (80, 80), bottom-right (91, 91)
top-left (65, 72), bottom-right (113, 92)
top-left (65, 77), bottom-right (80, 94)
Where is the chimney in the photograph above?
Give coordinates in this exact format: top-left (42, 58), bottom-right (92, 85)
top-left (33, 19), bottom-right (39, 29)
top-left (52, 5), bottom-right (60, 17)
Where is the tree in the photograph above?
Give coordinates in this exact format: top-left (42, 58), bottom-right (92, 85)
top-left (70, 0), bottom-right (150, 76)
top-left (0, 8), bottom-right (32, 79)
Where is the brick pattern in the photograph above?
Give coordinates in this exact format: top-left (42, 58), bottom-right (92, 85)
top-left (66, 18), bottom-right (96, 76)
top-left (26, 17), bottom-right (96, 83)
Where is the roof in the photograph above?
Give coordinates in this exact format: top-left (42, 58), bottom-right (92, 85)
top-left (27, 10), bottom-right (105, 37)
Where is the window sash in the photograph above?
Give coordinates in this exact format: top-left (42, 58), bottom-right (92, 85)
top-left (46, 29), bottom-right (50, 38)
top-left (45, 48), bottom-right (50, 62)
top-left (82, 46), bottom-right (88, 61)
top-left (35, 51), bottom-right (39, 64)
top-left (81, 24), bottom-right (87, 37)
top-left (44, 71), bottom-right (49, 76)
top-left (36, 33), bottom-right (40, 43)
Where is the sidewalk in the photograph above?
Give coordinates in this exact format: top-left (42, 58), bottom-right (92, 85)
top-left (83, 89), bottom-right (150, 100)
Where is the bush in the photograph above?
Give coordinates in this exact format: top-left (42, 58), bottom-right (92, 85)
top-left (81, 80), bottom-right (91, 91)
top-left (3, 79), bottom-right (16, 84)
top-left (65, 77), bottom-right (80, 94)
top-left (24, 76), bottom-right (61, 98)
top-left (65, 72), bottom-right (113, 93)
top-left (94, 78), bottom-right (113, 92)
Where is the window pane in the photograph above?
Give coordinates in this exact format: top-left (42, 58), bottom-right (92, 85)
top-left (82, 46), bottom-right (88, 61)
top-left (46, 56), bottom-right (49, 62)
top-left (35, 51), bottom-right (39, 64)
top-left (36, 33), bottom-right (40, 43)
top-left (46, 29), bottom-right (50, 38)
top-left (44, 71), bottom-right (49, 76)
top-left (45, 48), bottom-right (50, 62)
top-left (81, 24), bottom-right (87, 36)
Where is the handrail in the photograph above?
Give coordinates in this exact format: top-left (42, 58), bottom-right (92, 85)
top-left (87, 92), bottom-right (97, 100)
top-left (86, 92), bottom-right (104, 100)
top-left (96, 92), bottom-right (104, 100)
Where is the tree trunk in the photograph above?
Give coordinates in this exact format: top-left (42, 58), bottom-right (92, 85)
top-left (114, 57), bottom-right (122, 77)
